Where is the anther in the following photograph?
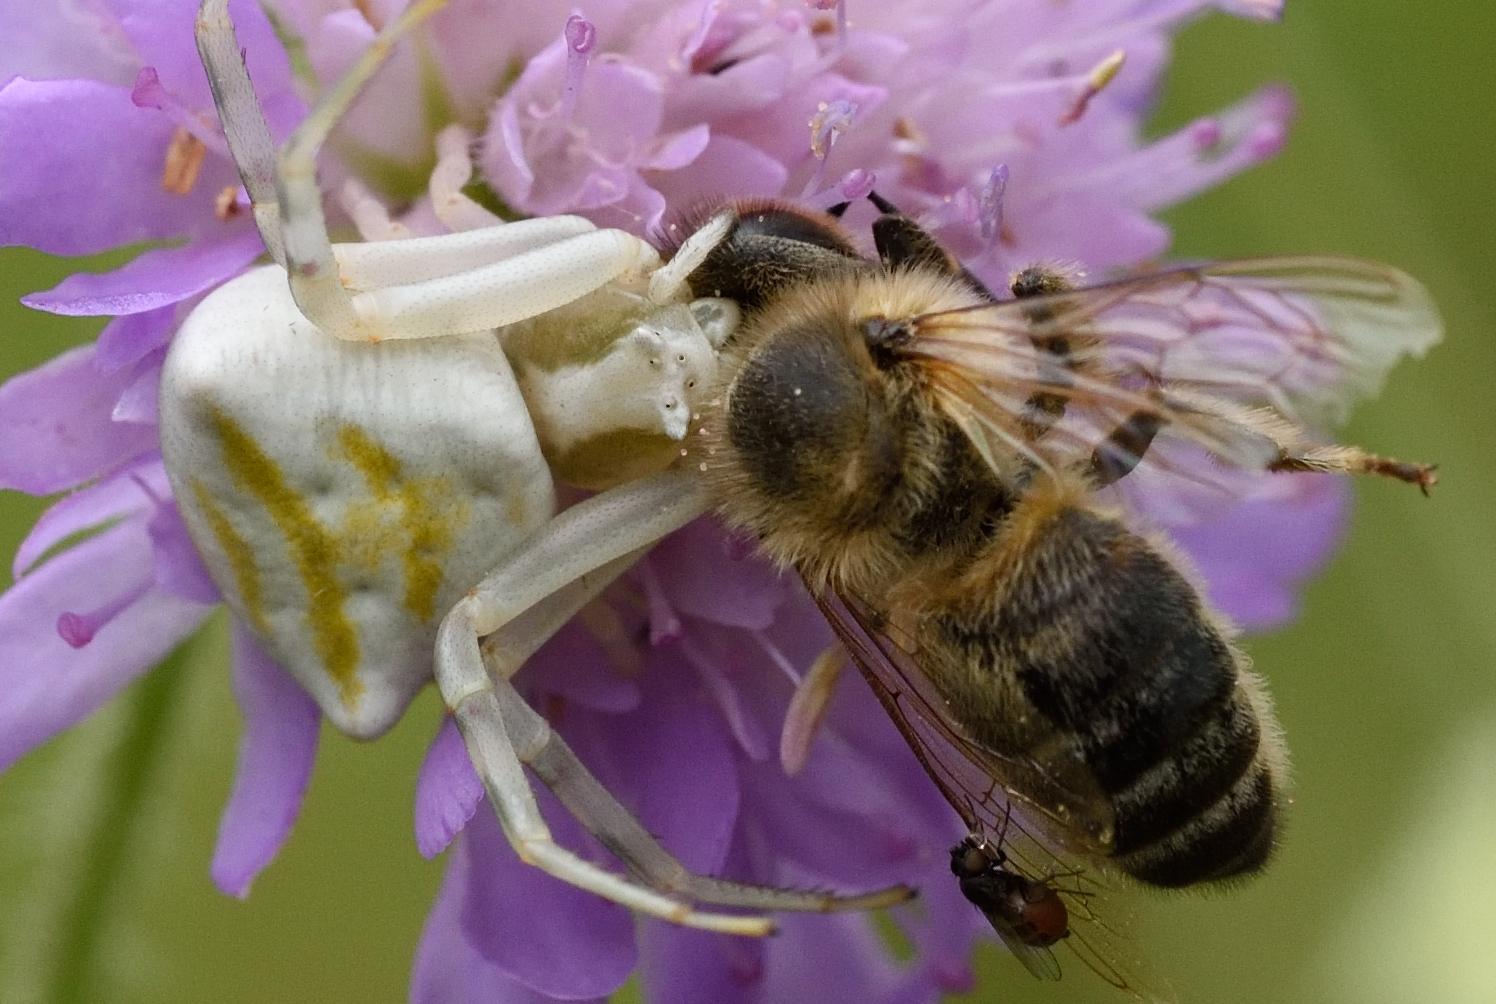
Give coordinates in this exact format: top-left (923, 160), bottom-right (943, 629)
top-left (162, 126), bottom-right (207, 195)
top-left (1058, 49), bottom-right (1126, 126)
top-left (803, 100), bottom-right (857, 197)
top-left (214, 185), bottom-right (247, 220)
top-left (979, 164), bottom-right (1009, 243)
top-left (808, 0), bottom-right (848, 42)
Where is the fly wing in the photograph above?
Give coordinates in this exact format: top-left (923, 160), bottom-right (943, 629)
top-left (985, 918), bottom-right (1064, 982)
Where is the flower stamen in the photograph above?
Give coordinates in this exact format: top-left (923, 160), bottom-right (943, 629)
top-left (57, 578), bottom-right (153, 649)
top-left (1058, 48), bottom-right (1126, 126)
top-left (558, 15), bottom-right (597, 124)
top-left (979, 163), bottom-right (1009, 244)
top-left (131, 67), bottom-right (229, 157)
top-left (161, 127), bottom-right (208, 195)
top-left (807, 0), bottom-right (848, 43)
top-left (215, 185), bottom-right (248, 220)
top-left (804, 168), bottom-right (875, 210)
top-left (802, 99), bottom-right (857, 197)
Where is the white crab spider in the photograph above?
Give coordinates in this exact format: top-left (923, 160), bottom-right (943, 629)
top-left (161, 0), bottom-right (908, 937)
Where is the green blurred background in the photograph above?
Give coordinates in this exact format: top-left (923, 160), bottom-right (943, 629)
top-left (2, 1), bottom-right (1493, 1001)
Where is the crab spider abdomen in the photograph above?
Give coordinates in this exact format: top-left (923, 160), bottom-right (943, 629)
top-left (160, 265), bottom-right (557, 739)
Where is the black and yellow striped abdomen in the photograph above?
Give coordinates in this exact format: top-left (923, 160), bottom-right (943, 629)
top-left (922, 481), bottom-right (1285, 888)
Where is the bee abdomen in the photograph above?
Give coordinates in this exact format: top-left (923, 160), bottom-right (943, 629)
top-left (942, 499), bottom-right (1282, 888)
top-left (1107, 692), bottom-right (1262, 855)
top-left (1115, 762), bottom-right (1277, 886)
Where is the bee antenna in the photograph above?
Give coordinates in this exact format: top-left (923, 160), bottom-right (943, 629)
top-left (826, 201), bottom-right (851, 219)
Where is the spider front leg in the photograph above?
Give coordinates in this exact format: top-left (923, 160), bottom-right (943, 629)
top-left (196, 0), bottom-right (663, 342)
top-left (434, 473), bottom-right (915, 933)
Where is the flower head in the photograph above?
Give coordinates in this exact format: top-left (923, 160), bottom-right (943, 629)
top-left (0, 0), bottom-right (1338, 1000)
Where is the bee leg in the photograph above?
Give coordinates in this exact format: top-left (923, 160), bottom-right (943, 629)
top-left (865, 192), bottom-right (998, 299)
top-left (779, 644), bottom-right (849, 775)
top-left (1167, 389), bottom-right (1437, 493)
top-left (866, 191), bottom-right (953, 272)
top-left (1269, 447), bottom-right (1438, 493)
top-left (1088, 411), bottom-right (1166, 486)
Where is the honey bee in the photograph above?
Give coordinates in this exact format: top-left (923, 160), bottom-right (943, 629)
top-left (676, 194), bottom-right (1438, 994)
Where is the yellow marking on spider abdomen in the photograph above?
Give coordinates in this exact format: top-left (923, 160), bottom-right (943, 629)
top-left (335, 424), bottom-right (466, 622)
top-left (208, 407), bottom-right (363, 706)
top-left (193, 480), bottom-right (270, 636)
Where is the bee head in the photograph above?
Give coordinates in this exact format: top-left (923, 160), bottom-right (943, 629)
top-left (718, 296), bottom-right (904, 520)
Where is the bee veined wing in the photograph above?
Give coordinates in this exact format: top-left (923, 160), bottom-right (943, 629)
top-left (810, 590), bottom-right (1115, 857)
top-left (815, 590), bottom-right (1176, 1004)
top-left (906, 257), bottom-right (1439, 484)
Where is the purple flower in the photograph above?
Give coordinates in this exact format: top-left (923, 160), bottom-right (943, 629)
top-left (0, 0), bottom-right (1346, 1000)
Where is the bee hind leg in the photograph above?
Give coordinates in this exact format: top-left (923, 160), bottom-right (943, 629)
top-left (1269, 446), bottom-right (1438, 494)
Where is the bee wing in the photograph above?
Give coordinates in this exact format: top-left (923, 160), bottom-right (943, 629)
top-left (815, 589), bottom-right (1178, 1004)
top-left (908, 257), bottom-right (1439, 491)
top-left (811, 590), bottom-right (1115, 855)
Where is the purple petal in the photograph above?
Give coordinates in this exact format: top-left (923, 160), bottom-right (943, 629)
top-left (1171, 473), bottom-right (1349, 630)
top-left (412, 833), bottom-right (610, 1004)
top-left (0, 343), bottom-right (160, 494)
top-left (640, 923), bottom-right (763, 1004)
top-left (654, 135), bottom-right (789, 210)
top-left (414, 716), bottom-right (483, 860)
top-left (650, 519), bottom-right (788, 630)
top-left (307, 9), bottom-right (429, 165)
top-left (514, 622), bottom-right (641, 715)
top-left (0, 4), bottom-right (136, 85)
top-left (0, 78), bottom-right (245, 255)
top-left (758, 913), bottom-right (919, 1004)
top-left (664, 54), bottom-right (792, 126)
top-left (12, 456), bottom-right (166, 578)
top-left (563, 656), bottom-right (741, 875)
top-left (640, 124), bottom-right (710, 171)
top-left (94, 305), bottom-right (176, 375)
top-left (111, 351), bottom-right (163, 424)
top-left (0, 521), bottom-right (213, 772)
top-left (210, 618), bottom-right (321, 898)
top-left (461, 794), bottom-right (637, 999)
top-left (111, 0), bottom-right (302, 135)
top-left (1124, 87), bottom-right (1296, 212)
top-left (675, 636), bottom-right (773, 762)
top-left (718, 75), bottom-right (887, 169)
top-left (22, 230), bottom-right (262, 316)
top-left (146, 494), bottom-right (221, 605)
top-left (1012, 194), bottom-right (1170, 273)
